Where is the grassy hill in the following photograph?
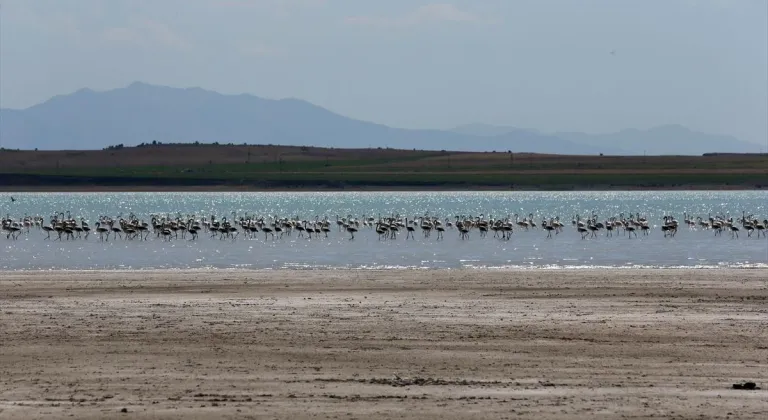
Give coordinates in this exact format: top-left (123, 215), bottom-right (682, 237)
top-left (1, 144), bottom-right (767, 190)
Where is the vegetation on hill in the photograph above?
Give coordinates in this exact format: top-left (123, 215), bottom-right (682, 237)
top-left (1, 144), bottom-right (766, 190)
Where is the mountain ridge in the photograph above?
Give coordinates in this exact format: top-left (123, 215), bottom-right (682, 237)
top-left (0, 82), bottom-right (759, 155)
top-left (451, 123), bottom-right (762, 156)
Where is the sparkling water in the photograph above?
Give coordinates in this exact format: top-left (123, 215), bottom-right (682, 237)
top-left (1, 191), bottom-right (766, 270)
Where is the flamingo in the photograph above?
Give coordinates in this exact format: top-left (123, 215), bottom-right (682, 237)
top-left (346, 224), bottom-right (358, 240)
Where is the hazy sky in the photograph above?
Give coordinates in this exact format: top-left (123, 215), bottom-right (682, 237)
top-left (1, 0), bottom-right (766, 145)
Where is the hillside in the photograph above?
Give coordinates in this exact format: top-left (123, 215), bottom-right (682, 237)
top-left (1, 144), bottom-right (766, 190)
top-left (0, 82), bottom-right (758, 155)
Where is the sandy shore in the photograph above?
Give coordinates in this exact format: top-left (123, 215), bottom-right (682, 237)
top-left (1, 269), bottom-right (766, 419)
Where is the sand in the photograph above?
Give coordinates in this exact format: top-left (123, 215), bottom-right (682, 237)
top-left (1, 269), bottom-right (766, 419)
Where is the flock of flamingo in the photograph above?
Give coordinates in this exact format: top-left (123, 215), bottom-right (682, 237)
top-left (2, 211), bottom-right (766, 242)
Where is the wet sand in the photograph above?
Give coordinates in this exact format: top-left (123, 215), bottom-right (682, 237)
top-left (1, 269), bottom-right (766, 419)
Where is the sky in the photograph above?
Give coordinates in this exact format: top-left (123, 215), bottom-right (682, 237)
top-left (1, 0), bottom-right (766, 146)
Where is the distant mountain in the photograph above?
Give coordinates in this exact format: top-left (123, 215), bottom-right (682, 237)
top-left (556, 125), bottom-right (762, 156)
top-left (0, 82), bottom-right (757, 155)
top-left (0, 82), bottom-right (602, 154)
top-left (451, 124), bottom-right (631, 155)
top-left (452, 123), bottom-right (540, 137)
top-left (452, 123), bottom-right (761, 155)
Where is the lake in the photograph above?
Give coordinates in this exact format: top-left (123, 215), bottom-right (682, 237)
top-left (1, 191), bottom-right (766, 270)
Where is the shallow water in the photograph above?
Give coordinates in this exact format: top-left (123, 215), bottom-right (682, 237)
top-left (1, 191), bottom-right (766, 270)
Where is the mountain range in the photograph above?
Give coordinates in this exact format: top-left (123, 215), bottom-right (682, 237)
top-left (0, 82), bottom-right (761, 155)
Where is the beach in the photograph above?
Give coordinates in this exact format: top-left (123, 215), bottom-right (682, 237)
top-left (1, 269), bottom-right (766, 419)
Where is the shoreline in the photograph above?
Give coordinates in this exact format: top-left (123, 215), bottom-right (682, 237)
top-left (6, 267), bottom-right (764, 281)
top-left (2, 265), bottom-right (768, 273)
top-left (1, 184), bottom-right (764, 192)
top-left (1, 268), bottom-right (766, 419)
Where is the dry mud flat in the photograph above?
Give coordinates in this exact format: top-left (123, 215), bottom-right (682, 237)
top-left (0, 269), bottom-right (766, 419)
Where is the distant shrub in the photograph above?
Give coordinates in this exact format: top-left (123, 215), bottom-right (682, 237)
top-left (104, 144), bottom-right (124, 150)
